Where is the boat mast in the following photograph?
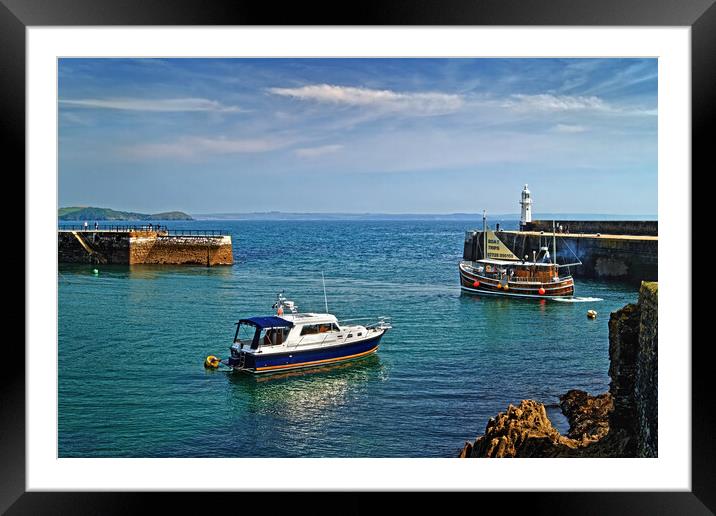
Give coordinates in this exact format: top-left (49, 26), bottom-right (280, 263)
top-left (552, 220), bottom-right (557, 267)
top-left (483, 210), bottom-right (487, 260)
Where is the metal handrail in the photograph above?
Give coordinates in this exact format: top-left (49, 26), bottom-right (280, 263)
top-left (509, 276), bottom-right (541, 283)
top-left (58, 224), bottom-right (228, 236)
top-left (58, 224), bottom-right (169, 232)
top-left (338, 316), bottom-right (392, 324)
top-left (163, 229), bottom-right (228, 236)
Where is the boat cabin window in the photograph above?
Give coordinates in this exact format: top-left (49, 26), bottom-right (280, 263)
top-left (300, 323), bottom-right (340, 335)
top-left (262, 328), bottom-right (290, 346)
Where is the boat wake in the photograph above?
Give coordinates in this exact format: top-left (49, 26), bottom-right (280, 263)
top-left (552, 296), bottom-right (604, 303)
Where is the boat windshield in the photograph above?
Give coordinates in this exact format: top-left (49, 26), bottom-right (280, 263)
top-left (234, 323), bottom-right (258, 347)
top-left (234, 322), bottom-right (293, 349)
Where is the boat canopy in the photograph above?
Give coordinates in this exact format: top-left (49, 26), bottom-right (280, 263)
top-left (238, 316), bottom-right (294, 329)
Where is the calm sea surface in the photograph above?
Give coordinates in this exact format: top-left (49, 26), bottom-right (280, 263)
top-left (58, 219), bottom-right (639, 457)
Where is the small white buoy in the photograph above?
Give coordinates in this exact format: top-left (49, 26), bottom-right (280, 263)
top-left (587, 309), bottom-right (597, 319)
top-left (93, 269), bottom-right (99, 275)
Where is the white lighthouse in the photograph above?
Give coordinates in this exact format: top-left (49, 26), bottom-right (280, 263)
top-left (519, 184), bottom-right (532, 229)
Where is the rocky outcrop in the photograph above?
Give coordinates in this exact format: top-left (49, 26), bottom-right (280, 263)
top-left (603, 280), bottom-right (658, 457)
top-left (559, 389), bottom-right (613, 441)
top-left (461, 400), bottom-right (570, 458)
top-left (459, 281), bottom-right (658, 458)
top-left (458, 392), bottom-right (614, 458)
top-left (635, 282), bottom-right (658, 457)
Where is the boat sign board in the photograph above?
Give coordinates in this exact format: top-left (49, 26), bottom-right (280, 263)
top-left (485, 231), bottom-right (520, 261)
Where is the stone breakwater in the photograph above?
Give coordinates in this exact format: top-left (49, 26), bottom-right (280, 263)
top-left (463, 229), bottom-right (657, 283)
top-left (58, 230), bottom-right (233, 266)
top-left (524, 220), bottom-right (657, 237)
top-left (459, 281), bottom-right (658, 458)
top-left (130, 235), bottom-right (233, 265)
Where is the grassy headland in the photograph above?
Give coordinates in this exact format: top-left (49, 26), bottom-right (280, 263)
top-left (58, 207), bottom-right (193, 221)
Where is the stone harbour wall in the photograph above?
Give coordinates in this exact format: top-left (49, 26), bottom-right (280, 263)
top-left (57, 231), bottom-right (131, 264)
top-left (524, 220), bottom-right (658, 236)
top-left (58, 231), bottom-right (233, 266)
top-left (133, 235), bottom-right (233, 266)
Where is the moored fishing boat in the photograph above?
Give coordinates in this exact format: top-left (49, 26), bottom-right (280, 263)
top-left (217, 293), bottom-right (391, 374)
top-left (459, 212), bottom-right (580, 299)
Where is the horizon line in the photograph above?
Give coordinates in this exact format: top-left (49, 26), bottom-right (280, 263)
top-left (190, 211), bottom-right (658, 217)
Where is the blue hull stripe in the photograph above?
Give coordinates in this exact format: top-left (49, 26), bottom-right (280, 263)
top-left (231, 334), bottom-right (384, 374)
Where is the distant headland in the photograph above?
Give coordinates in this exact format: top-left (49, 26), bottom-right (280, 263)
top-left (58, 207), bottom-right (193, 221)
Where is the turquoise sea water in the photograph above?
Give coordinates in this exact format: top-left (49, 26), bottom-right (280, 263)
top-left (58, 220), bottom-right (639, 457)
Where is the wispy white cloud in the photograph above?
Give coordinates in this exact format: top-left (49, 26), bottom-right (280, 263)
top-left (124, 136), bottom-right (285, 159)
top-left (60, 98), bottom-right (243, 113)
top-left (576, 61), bottom-right (658, 97)
top-left (553, 124), bottom-right (588, 133)
top-left (58, 58), bottom-right (658, 214)
top-left (503, 94), bottom-right (608, 112)
top-left (60, 111), bottom-right (93, 126)
top-left (268, 84), bottom-right (463, 116)
top-left (295, 144), bottom-right (344, 158)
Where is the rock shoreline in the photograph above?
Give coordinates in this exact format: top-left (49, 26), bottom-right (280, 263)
top-left (459, 281), bottom-right (658, 458)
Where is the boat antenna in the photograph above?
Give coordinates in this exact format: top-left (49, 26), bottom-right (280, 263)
top-left (321, 271), bottom-right (328, 312)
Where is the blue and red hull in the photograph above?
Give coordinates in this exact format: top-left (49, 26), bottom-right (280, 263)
top-left (226, 333), bottom-right (384, 374)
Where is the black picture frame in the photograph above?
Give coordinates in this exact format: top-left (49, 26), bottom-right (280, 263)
top-left (5, 0), bottom-right (711, 513)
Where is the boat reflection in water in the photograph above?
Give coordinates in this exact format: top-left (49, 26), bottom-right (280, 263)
top-left (227, 352), bottom-right (384, 386)
top-left (224, 353), bottom-right (387, 432)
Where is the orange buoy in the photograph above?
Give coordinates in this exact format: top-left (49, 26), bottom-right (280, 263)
top-left (472, 280), bottom-right (480, 287)
top-left (503, 284), bottom-right (509, 291)
top-left (496, 283), bottom-right (502, 289)
top-left (538, 287), bottom-right (546, 295)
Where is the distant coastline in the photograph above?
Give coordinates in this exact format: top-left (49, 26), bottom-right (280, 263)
top-left (191, 212), bottom-right (658, 222)
top-left (57, 207), bottom-right (658, 222)
top-left (58, 207), bottom-right (193, 221)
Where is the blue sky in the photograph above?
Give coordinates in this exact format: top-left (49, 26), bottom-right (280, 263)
top-left (58, 58), bottom-right (657, 215)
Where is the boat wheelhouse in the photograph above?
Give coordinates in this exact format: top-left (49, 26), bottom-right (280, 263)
top-left (222, 294), bottom-right (391, 374)
top-left (459, 212), bottom-right (579, 299)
